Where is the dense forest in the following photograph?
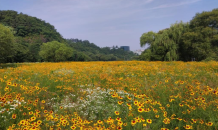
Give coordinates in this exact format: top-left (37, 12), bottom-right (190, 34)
top-left (139, 8), bottom-right (218, 61)
top-left (0, 10), bottom-right (136, 63)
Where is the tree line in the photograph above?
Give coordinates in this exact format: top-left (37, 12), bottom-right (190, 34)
top-left (0, 10), bottom-right (136, 63)
top-left (66, 39), bottom-right (136, 61)
top-left (139, 8), bottom-right (218, 61)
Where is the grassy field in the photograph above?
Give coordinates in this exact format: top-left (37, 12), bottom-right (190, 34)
top-left (0, 61), bottom-right (218, 130)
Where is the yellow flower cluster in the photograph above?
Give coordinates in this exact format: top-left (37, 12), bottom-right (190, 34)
top-left (0, 61), bottom-right (217, 129)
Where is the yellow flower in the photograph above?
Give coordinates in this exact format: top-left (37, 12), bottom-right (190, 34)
top-left (183, 125), bottom-right (193, 129)
top-left (118, 101), bottom-right (123, 105)
top-left (138, 108), bottom-right (143, 112)
top-left (97, 120), bottom-right (103, 124)
top-left (169, 99), bottom-right (174, 102)
top-left (177, 118), bottom-right (182, 121)
top-left (7, 82), bottom-right (11, 86)
top-left (161, 128), bottom-right (169, 130)
top-left (190, 92), bottom-right (194, 95)
top-left (12, 114), bottom-right (16, 119)
top-left (31, 116), bottom-right (36, 121)
top-left (115, 111), bottom-right (119, 115)
top-left (29, 111), bottom-right (33, 115)
top-left (146, 119), bottom-right (152, 124)
top-left (163, 118), bottom-right (170, 124)
top-left (134, 100), bottom-right (139, 106)
top-left (70, 125), bottom-right (76, 129)
top-left (191, 119), bottom-right (197, 123)
top-left (37, 120), bottom-right (42, 125)
top-left (206, 122), bottom-right (213, 126)
top-left (116, 117), bottom-right (121, 121)
top-left (131, 120), bottom-right (136, 126)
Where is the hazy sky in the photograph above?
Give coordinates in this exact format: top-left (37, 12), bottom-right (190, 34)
top-left (1, 0), bottom-right (218, 50)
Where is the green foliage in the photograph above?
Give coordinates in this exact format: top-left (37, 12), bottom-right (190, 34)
top-left (39, 41), bottom-right (73, 62)
top-left (0, 10), bottom-right (64, 42)
top-left (66, 39), bottom-right (136, 61)
top-left (140, 22), bottom-right (188, 61)
top-left (140, 31), bottom-right (156, 47)
top-left (181, 8), bottom-right (218, 61)
top-left (0, 24), bottom-right (14, 63)
top-left (139, 48), bottom-right (151, 61)
top-left (140, 8), bottom-right (218, 61)
top-left (13, 42), bottom-right (30, 62)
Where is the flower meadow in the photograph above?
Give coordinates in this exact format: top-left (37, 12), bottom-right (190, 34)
top-left (0, 61), bottom-right (218, 130)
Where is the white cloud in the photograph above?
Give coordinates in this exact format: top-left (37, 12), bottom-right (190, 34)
top-left (149, 0), bottom-right (201, 10)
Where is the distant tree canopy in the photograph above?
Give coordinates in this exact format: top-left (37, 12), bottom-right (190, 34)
top-left (140, 8), bottom-right (218, 61)
top-left (0, 10), bottom-right (64, 43)
top-left (66, 39), bottom-right (137, 61)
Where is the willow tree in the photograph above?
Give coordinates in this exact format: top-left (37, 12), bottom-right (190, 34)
top-left (140, 31), bottom-right (157, 60)
top-left (140, 22), bottom-right (189, 61)
top-left (140, 31), bottom-right (156, 47)
top-left (153, 30), bottom-right (178, 61)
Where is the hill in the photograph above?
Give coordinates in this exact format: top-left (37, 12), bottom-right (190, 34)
top-left (0, 10), bottom-right (137, 63)
top-left (0, 10), bottom-right (64, 43)
top-left (66, 39), bottom-right (137, 61)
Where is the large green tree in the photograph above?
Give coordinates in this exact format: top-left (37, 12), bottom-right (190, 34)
top-left (181, 8), bottom-right (218, 61)
top-left (39, 41), bottom-right (73, 62)
top-left (140, 22), bottom-right (189, 61)
top-left (0, 24), bottom-right (14, 63)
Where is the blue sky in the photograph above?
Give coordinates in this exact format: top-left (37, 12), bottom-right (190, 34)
top-left (1, 0), bottom-right (218, 50)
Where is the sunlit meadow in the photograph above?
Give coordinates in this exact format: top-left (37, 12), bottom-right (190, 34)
top-left (0, 61), bottom-right (218, 130)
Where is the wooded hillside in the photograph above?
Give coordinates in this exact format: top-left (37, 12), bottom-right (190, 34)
top-left (0, 10), bottom-right (137, 63)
